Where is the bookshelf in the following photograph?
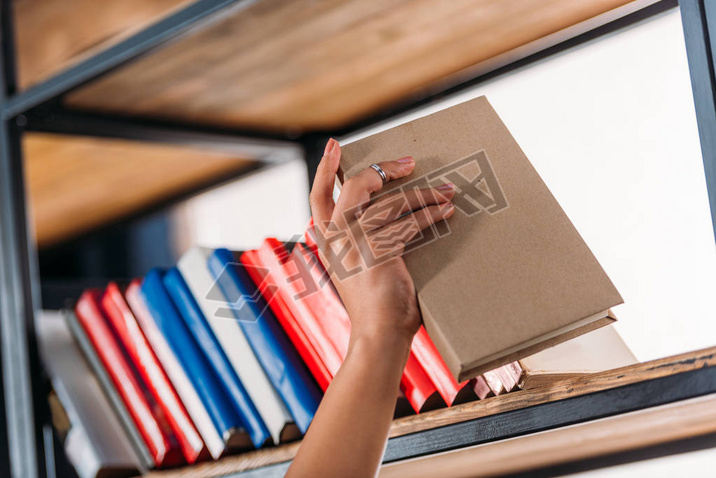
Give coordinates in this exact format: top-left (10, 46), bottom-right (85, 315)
top-left (2, 1), bottom-right (716, 477)
top-left (140, 347), bottom-right (716, 477)
top-left (23, 133), bottom-right (259, 248)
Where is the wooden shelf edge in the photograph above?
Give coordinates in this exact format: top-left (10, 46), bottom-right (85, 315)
top-left (380, 393), bottom-right (716, 477)
top-left (143, 345), bottom-right (716, 478)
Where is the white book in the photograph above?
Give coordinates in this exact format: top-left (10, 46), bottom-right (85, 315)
top-left (520, 325), bottom-right (638, 388)
top-left (37, 311), bottom-right (141, 478)
top-left (178, 246), bottom-right (299, 444)
top-left (125, 284), bottom-right (230, 459)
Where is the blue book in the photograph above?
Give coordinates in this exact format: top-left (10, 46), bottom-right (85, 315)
top-left (163, 267), bottom-right (270, 447)
top-left (207, 249), bottom-right (321, 433)
top-left (139, 269), bottom-right (251, 449)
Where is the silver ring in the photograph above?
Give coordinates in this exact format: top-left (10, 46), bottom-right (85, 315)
top-left (369, 163), bottom-right (388, 185)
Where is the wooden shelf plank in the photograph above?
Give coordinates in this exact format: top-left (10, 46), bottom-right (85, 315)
top-left (13, 0), bottom-right (192, 90)
top-left (63, 0), bottom-right (636, 133)
top-left (380, 394), bottom-right (716, 477)
top-left (24, 133), bottom-right (253, 248)
top-left (141, 346), bottom-right (716, 478)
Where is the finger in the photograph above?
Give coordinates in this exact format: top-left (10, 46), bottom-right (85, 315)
top-left (359, 184), bottom-right (455, 230)
top-left (335, 157), bottom-right (415, 218)
top-left (365, 202), bottom-right (455, 258)
top-left (309, 138), bottom-right (340, 231)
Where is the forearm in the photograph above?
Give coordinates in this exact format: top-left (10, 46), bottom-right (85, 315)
top-left (287, 331), bottom-right (411, 478)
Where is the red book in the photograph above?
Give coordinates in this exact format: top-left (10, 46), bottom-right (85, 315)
top-left (304, 218), bottom-right (319, 257)
top-left (75, 290), bottom-right (184, 468)
top-left (411, 326), bottom-right (472, 406)
top-left (287, 243), bottom-right (350, 361)
top-left (241, 248), bottom-right (332, 391)
top-left (255, 240), bottom-right (344, 375)
top-left (292, 241), bottom-right (442, 413)
top-left (101, 283), bottom-right (208, 464)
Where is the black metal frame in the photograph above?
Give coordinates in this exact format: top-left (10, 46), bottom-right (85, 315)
top-left (1, 0), bottom-right (715, 477)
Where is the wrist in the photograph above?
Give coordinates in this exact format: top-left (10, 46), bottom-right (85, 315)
top-left (349, 329), bottom-right (414, 360)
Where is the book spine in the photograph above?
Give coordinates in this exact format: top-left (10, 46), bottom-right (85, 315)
top-left (208, 248), bottom-right (322, 433)
top-left (74, 291), bottom-right (184, 468)
top-left (163, 267), bottom-right (271, 448)
top-left (493, 365), bottom-right (517, 392)
top-left (39, 312), bottom-right (142, 477)
top-left (76, 291), bottom-right (185, 468)
top-left (482, 370), bottom-right (505, 395)
top-left (139, 270), bottom-right (251, 451)
top-left (411, 326), bottom-right (467, 406)
top-left (126, 281), bottom-right (228, 460)
top-left (241, 248), bottom-right (332, 392)
top-left (101, 282), bottom-right (207, 463)
top-left (289, 243), bottom-right (350, 360)
top-left (473, 376), bottom-right (493, 400)
top-left (401, 351), bottom-right (444, 413)
top-left (260, 239), bottom-right (344, 372)
top-left (178, 247), bottom-right (298, 445)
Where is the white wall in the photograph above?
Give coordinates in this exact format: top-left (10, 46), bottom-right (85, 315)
top-left (174, 157), bottom-right (311, 251)
top-left (344, 8), bottom-right (716, 364)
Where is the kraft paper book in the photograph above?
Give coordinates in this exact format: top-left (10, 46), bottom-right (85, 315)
top-left (339, 96), bottom-right (623, 381)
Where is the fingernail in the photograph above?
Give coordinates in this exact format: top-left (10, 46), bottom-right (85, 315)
top-left (436, 183), bottom-right (454, 191)
top-left (397, 157), bottom-right (414, 164)
top-left (324, 138), bottom-right (334, 155)
top-left (330, 139), bottom-right (341, 155)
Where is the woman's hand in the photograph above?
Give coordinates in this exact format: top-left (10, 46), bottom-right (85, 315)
top-left (309, 138), bottom-right (455, 346)
top-left (288, 138), bottom-right (455, 478)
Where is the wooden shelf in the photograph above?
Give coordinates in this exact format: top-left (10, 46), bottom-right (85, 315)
top-left (13, 0), bottom-right (192, 90)
top-left (60, 0), bottom-right (637, 134)
top-left (24, 133), bottom-right (254, 248)
top-left (141, 346), bottom-right (716, 478)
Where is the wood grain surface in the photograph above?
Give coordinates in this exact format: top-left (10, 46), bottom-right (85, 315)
top-left (24, 133), bottom-right (252, 248)
top-left (64, 0), bottom-right (636, 132)
top-left (380, 394), bottom-right (716, 477)
top-left (13, 0), bottom-right (190, 89)
top-left (142, 346), bottom-right (716, 478)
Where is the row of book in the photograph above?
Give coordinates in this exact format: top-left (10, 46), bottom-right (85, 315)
top-left (38, 224), bottom-right (526, 477)
top-left (38, 223), bottom-right (638, 478)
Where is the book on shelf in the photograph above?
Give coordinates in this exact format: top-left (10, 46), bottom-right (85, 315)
top-left (246, 239), bottom-right (343, 385)
top-left (138, 271), bottom-right (254, 454)
top-left (410, 326), bottom-right (475, 406)
top-left (519, 325), bottom-right (637, 389)
top-left (241, 243), bottom-right (333, 392)
top-left (43, 234), bottom-right (586, 477)
top-left (207, 248), bottom-right (322, 434)
top-left (101, 282), bottom-right (208, 464)
top-left (163, 267), bottom-right (272, 448)
top-left (125, 280), bottom-right (232, 459)
top-left (62, 309), bottom-right (154, 470)
top-left (178, 246), bottom-right (300, 445)
top-left (339, 96), bottom-right (623, 381)
top-left (38, 311), bottom-right (142, 478)
top-left (74, 290), bottom-right (185, 468)
top-left (288, 242), bottom-right (351, 363)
